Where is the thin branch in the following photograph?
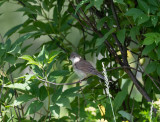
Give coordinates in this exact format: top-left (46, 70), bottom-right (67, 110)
top-left (36, 76), bottom-right (91, 85)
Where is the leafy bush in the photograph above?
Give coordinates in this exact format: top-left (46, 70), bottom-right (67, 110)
top-left (0, 0), bottom-right (160, 121)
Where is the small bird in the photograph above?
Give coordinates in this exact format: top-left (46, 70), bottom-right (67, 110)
top-left (69, 52), bottom-right (104, 80)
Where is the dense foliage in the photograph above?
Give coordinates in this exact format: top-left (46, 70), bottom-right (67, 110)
top-left (0, 0), bottom-right (160, 121)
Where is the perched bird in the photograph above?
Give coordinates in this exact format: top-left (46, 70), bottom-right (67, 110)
top-left (69, 52), bottom-right (104, 80)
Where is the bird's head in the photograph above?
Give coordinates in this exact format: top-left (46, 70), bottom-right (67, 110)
top-left (69, 52), bottom-right (81, 64)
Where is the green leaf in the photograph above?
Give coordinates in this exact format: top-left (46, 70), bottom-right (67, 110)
top-left (50, 105), bottom-right (60, 118)
top-left (52, 86), bottom-right (63, 103)
top-left (129, 26), bottom-right (139, 41)
top-left (125, 8), bottom-right (144, 21)
top-left (6, 63), bottom-right (24, 75)
top-left (39, 86), bottom-right (48, 101)
top-left (57, 0), bottom-right (65, 12)
top-left (157, 45), bottom-right (160, 60)
top-left (0, 1), bottom-right (5, 7)
top-left (19, 25), bottom-right (37, 33)
top-left (20, 55), bottom-right (40, 67)
top-left (96, 28), bottom-right (116, 46)
top-left (118, 110), bottom-right (133, 121)
top-left (114, 81), bottom-right (129, 112)
top-left (75, 0), bottom-right (89, 14)
top-left (25, 100), bottom-right (43, 115)
top-left (157, 64), bottom-right (160, 75)
top-left (16, 7), bottom-right (37, 14)
top-left (12, 33), bottom-right (34, 48)
top-left (97, 17), bottom-right (107, 30)
top-left (56, 97), bottom-right (71, 109)
top-left (48, 70), bottom-right (70, 81)
top-left (31, 65), bottom-right (43, 78)
top-left (116, 29), bottom-right (126, 45)
top-left (4, 54), bottom-right (16, 64)
top-left (3, 83), bottom-right (31, 91)
top-left (93, 0), bottom-right (103, 11)
top-left (145, 62), bottom-right (157, 74)
top-left (138, 0), bottom-right (150, 13)
top-left (4, 24), bottom-right (22, 37)
top-left (53, 6), bottom-right (58, 24)
top-left (48, 51), bottom-right (60, 63)
top-left (37, 45), bottom-right (46, 64)
top-left (137, 14), bottom-right (150, 25)
top-left (12, 94), bottom-right (34, 106)
top-left (8, 44), bottom-right (21, 55)
top-left (4, 38), bottom-right (11, 52)
top-left (143, 33), bottom-right (160, 45)
top-left (142, 43), bottom-right (156, 55)
top-left (114, 0), bottom-right (125, 5)
top-left (151, 16), bottom-right (158, 27)
top-left (62, 86), bottom-right (81, 97)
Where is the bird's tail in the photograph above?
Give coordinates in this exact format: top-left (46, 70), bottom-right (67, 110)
top-left (97, 72), bottom-right (105, 80)
top-left (92, 71), bottom-right (104, 80)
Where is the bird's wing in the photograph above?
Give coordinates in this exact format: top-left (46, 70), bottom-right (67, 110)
top-left (74, 59), bottom-right (97, 74)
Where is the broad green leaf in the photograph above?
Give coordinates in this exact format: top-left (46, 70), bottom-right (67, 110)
top-left (12, 94), bottom-right (34, 106)
top-left (125, 8), bottom-right (144, 21)
top-left (114, 81), bottom-right (129, 112)
top-left (12, 33), bottom-right (34, 48)
top-left (142, 43), bottom-right (156, 55)
top-left (19, 25), bottom-right (37, 33)
top-left (137, 14), bottom-right (150, 25)
top-left (114, 0), bottom-right (125, 5)
top-left (4, 24), bottom-right (22, 37)
top-left (118, 110), bottom-right (133, 121)
top-left (48, 51), bottom-right (60, 63)
top-left (129, 26), bottom-right (139, 41)
top-left (116, 29), bottom-right (126, 45)
top-left (39, 86), bottom-right (48, 101)
top-left (4, 54), bottom-right (16, 64)
top-left (48, 70), bottom-right (70, 81)
top-left (8, 44), bottom-right (21, 55)
top-left (138, 0), bottom-right (150, 13)
top-left (145, 62), bottom-right (157, 74)
top-left (20, 55), bottom-right (39, 66)
top-left (20, 55), bottom-right (34, 61)
top-left (52, 86), bottom-right (63, 103)
top-left (0, 45), bottom-right (6, 58)
top-left (53, 6), bottom-right (58, 24)
top-left (97, 17), bottom-right (107, 30)
top-left (37, 45), bottom-right (46, 64)
top-left (25, 100), bottom-right (43, 115)
top-left (50, 105), bottom-right (60, 118)
top-left (56, 97), bottom-right (71, 109)
top-left (143, 33), bottom-right (160, 45)
top-left (151, 16), bottom-right (158, 27)
top-left (157, 45), bottom-right (160, 60)
top-left (157, 64), bottom-right (160, 75)
top-left (0, 1), bottom-right (5, 7)
top-left (4, 38), bottom-right (11, 52)
top-left (84, 2), bottom-right (93, 12)
top-left (6, 63), bottom-right (24, 75)
top-left (57, 0), bottom-right (65, 12)
top-left (62, 86), bottom-right (81, 97)
top-left (75, 0), bottom-right (89, 14)
top-left (148, 51), bottom-right (158, 60)
top-left (96, 28), bottom-right (116, 46)
top-left (16, 7), bottom-right (37, 14)
top-left (31, 65), bottom-right (43, 78)
top-left (3, 83), bottom-right (31, 91)
top-left (93, 0), bottom-right (103, 11)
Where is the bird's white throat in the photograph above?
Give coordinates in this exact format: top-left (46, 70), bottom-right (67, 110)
top-left (72, 57), bottom-right (80, 64)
